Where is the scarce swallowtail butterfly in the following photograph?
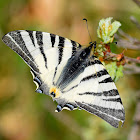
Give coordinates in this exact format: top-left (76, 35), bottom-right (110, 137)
top-left (2, 30), bottom-right (125, 128)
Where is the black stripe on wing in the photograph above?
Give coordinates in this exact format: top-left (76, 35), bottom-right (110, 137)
top-left (50, 33), bottom-right (56, 47)
top-left (99, 77), bottom-right (113, 83)
top-left (9, 31), bottom-right (34, 61)
top-left (103, 98), bottom-right (122, 104)
top-left (78, 89), bottom-right (120, 96)
top-left (81, 69), bottom-right (108, 82)
top-left (26, 30), bottom-right (35, 46)
top-left (71, 40), bottom-right (77, 55)
top-left (90, 59), bottom-right (103, 65)
top-left (2, 34), bottom-right (40, 73)
top-left (58, 36), bottom-right (65, 64)
top-left (36, 31), bottom-right (47, 68)
top-left (78, 92), bottom-right (103, 96)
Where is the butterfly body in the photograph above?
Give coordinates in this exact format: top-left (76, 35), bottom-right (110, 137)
top-left (2, 30), bottom-right (125, 128)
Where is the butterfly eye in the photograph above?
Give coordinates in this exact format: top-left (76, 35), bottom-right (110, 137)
top-left (50, 92), bottom-right (56, 97)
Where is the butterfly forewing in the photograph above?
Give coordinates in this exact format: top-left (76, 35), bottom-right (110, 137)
top-left (2, 30), bottom-right (80, 92)
top-left (2, 30), bottom-right (125, 128)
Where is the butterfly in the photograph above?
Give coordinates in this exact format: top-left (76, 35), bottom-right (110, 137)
top-left (2, 30), bottom-right (125, 128)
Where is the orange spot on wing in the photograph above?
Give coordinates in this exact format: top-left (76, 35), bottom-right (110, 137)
top-left (49, 87), bottom-right (61, 98)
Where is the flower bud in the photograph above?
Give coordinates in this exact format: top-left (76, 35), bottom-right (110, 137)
top-left (97, 17), bottom-right (121, 44)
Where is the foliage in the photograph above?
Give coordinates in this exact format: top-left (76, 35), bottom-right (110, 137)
top-left (96, 17), bottom-right (124, 82)
top-left (105, 62), bottom-right (124, 82)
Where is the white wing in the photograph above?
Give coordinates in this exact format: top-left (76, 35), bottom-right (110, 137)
top-left (57, 57), bottom-right (125, 128)
top-left (2, 30), bottom-right (81, 94)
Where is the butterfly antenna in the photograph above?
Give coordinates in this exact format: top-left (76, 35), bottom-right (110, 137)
top-left (112, 41), bottom-right (117, 45)
top-left (106, 41), bottom-right (117, 46)
top-left (83, 18), bottom-right (93, 43)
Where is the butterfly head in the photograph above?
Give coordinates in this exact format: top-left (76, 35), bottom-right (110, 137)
top-left (49, 87), bottom-right (61, 98)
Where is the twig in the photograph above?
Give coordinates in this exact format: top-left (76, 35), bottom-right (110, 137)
top-left (133, 0), bottom-right (140, 7)
top-left (124, 64), bottom-right (140, 74)
top-left (105, 52), bottom-right (140, 64)
top-left (130, 16), bottom-right (140, 29)
top-left (125, 56), bottom-right (140, 64)
top-left (115, 30), bottom-right (140, 50)
top-left (105, 52), bottom-right (140, 74)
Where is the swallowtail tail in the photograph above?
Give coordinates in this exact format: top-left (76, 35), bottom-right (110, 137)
top-left (2, 30), bottom-right (125, 128)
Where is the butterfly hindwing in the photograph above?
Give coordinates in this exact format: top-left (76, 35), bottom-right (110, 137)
top-left (56, 56), bottom-right (125, 128)
top-left (78, 58), bottom-right (125, 128)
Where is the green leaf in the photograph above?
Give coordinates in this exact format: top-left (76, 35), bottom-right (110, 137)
top-left (105, 62), bottom-right (124, 82)
top-left (105, 62), bottom-right (117, 80)
top-left (115, 65), bottom-right (124, 82)
top-left (109, 21), bottom-right (121, 37)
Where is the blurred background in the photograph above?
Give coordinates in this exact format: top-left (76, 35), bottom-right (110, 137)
top-left (0, 0), bottom-right (140, 140)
